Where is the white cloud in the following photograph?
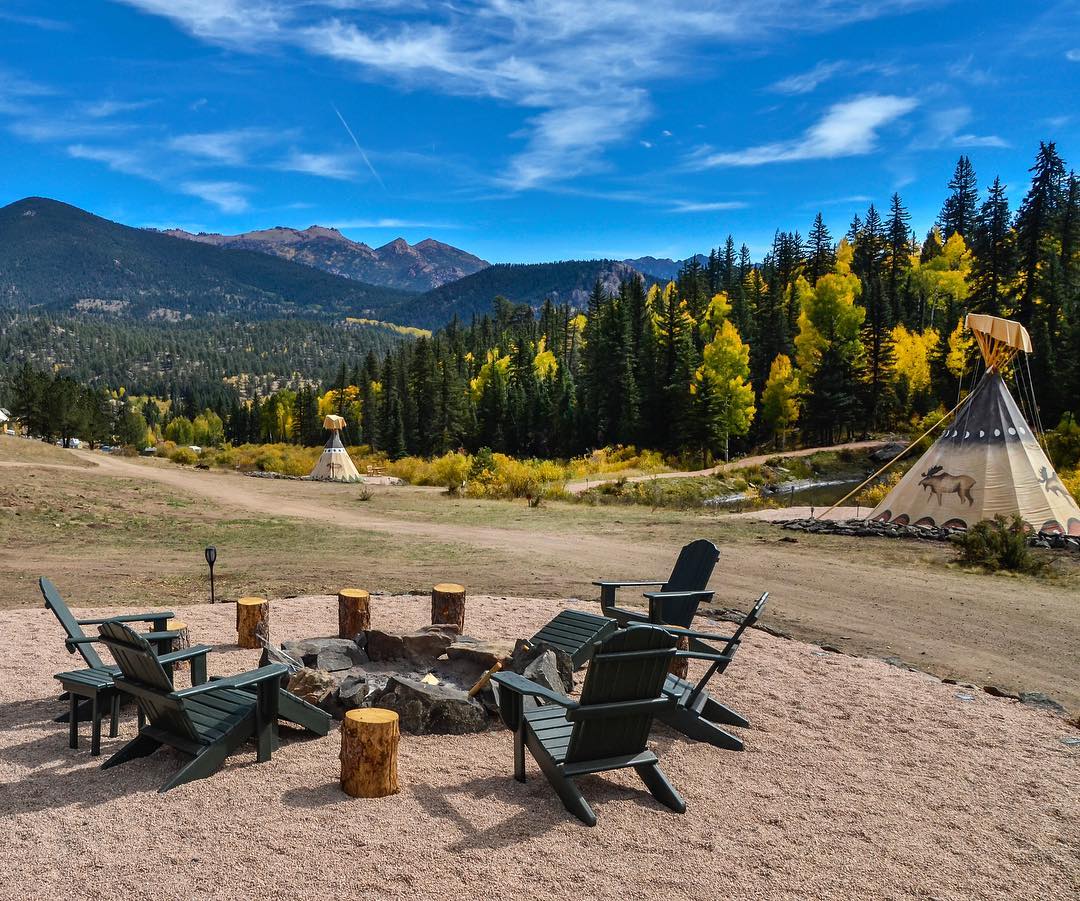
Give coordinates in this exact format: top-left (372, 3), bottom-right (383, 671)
top-left (180, 180), bottom-right (251, 213)
top-left (669, 200), bottom-right (749, 213)
top-left (695, 94), bottom-right (918, 167)
top-left (81, 99), bottom-right (155, 118)
top-left (67, 143), bottom-right (156, 178)
top-left (276, 150), bottom-right (355, 180)
top-left (953, 133), bottom-right (1009, 149)
top-left (769, 60), bottom-right (845, 95)
top-left (1066, 49), bottom-right (1080, 62)
top-left (167, 129), bottom-right (275, 165)
top-left (112, 0), bottom-right (940, 189)
top-left (331, 218), bottom-right (462, 229)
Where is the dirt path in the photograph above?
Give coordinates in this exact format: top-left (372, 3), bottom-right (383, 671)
top-left (564, 440), bottom-right (887, 494)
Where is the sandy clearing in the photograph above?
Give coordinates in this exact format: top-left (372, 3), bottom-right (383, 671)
top-left (0, 593), bottom-right (1075, 901)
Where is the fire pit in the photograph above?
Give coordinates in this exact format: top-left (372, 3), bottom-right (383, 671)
top-left (269, 625), bottom-right (573, 735)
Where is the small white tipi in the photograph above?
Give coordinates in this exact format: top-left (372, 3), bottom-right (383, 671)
top-left (309, 414), bottom-right (361, 482)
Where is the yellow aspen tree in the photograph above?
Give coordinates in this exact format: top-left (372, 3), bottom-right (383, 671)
top-left (761, 353), bottom-right (801, 450)
top-left (692, 319), bottom-right (755, 463)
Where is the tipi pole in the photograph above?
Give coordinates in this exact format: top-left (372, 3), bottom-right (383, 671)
top-left (818, 391), bottom-right (976, 521)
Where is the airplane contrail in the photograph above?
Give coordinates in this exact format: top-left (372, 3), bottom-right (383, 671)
top-left (331, 103), bottom-right (387, 192)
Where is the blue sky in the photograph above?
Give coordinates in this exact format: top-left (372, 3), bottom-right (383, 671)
top-left (0, 0), bottom-right (1077, 263)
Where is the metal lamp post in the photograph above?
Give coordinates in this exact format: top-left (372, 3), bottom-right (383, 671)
top-left (205, 545), bottom-right (217, 604)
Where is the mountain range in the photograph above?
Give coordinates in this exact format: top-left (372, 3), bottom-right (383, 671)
top-left (0, 197), bottom-right (412, 321)
top-left (0, 197), bottom-right (697, 331)
top-left (161, 225), bottom-right (488, 293)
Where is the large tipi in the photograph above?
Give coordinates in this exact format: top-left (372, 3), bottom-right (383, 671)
top-left (309, 414), bottom-right (362, 482)
top-left (870, 314), bottom-right (1079, 535)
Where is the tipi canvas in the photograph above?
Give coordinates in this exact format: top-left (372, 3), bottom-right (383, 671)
top-left (870, 315), bottom-right (1079, 535)
top-left (309, 414), bottom-right (361, 482)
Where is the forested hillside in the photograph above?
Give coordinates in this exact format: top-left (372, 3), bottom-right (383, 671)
top-left (395, 259), bottom-right (653, 328)
top-left (0, 312), bottom-right (409, 406)
top-left (0, 198), bottom-right (414, 319)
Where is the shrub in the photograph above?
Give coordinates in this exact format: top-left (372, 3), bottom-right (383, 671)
top-left (952, 516), bottom-right (1045, 574)
top-left (168, 446), bottom-right (198, 466)
top-left (1045, 413), bottom-right (1080, 470)
top-left (1061, 468), bottom-right (1080, 504)
top-left (428, 452), bottom-right (471, 493)
top-left (856, 470), bottom-right (903, 507)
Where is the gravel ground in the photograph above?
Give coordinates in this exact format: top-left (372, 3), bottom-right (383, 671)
top-left (1, 593), bottom-right (1076, 901)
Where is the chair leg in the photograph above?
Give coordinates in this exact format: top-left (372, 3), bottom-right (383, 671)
top-left (90, 695), bottom-right (101, 757)
top-left (102, 732), bottom-right (161, 769)
top-left (161, 744), bottom-right (227, 792)
top-left (68, 693), bottom-right (79, 749)
top-left (526, 732), bottom-right (596, 826)
top-left (635, 762), bottom-right (686, 814)
top-left (109, 693), bottom-right (120, 738)
top-left (513, 721), bottom-right (526, 782)
top-left (700, 696), bottom-right (750, 729)
top-left (661, 706), bottom-right (745, 751)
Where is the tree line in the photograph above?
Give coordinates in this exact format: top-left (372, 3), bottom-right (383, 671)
top-left (5, 143), bottom-right (1078, 466)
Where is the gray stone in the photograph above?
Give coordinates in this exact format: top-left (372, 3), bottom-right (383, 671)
top-left (369, 675), bottom-right (488, 734)
top-left (1018, 692), bottom-right (1067, 715)
top-left (509, 638), bottom-right (574, 693)
top-left (522, 650), bottom-right (567, 696)
top-left (366, 625), bottom-right (459, 663)
top-left (446, 636), bottom-right (515, 670)
top-left (983, 685), bottom-right (1019, 700)
top-left (281, 637), bottom-right (365, 669)
top-left (337, 669), bottom-right (369, 709)
top-left (316, 650), bottom-right (356, 673)
top-left (870, 442), bottom-right (909, 464)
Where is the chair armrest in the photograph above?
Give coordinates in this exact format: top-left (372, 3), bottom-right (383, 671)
top-left (593, 580), bottom-right (666, 588)
top-left (173, 664), bottom-right (287, 698)
top-left (156, 644), bottom-right (212, 666)
top-left (65, 636), bottom-right (101, 647)
top-left (77, 611), bottom-right (174, 625)
top-left (664, 627), bottom-right (737, 642)
top-left (675, 651), bottom-right (734, 664)
top-left (642, 590), bottom-right (714, 603)
top-left (490, 671), bottom-right (578, 709)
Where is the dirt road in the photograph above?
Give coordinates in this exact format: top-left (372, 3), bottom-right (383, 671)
top-left (564, 440), bottom-right (887, 494)
top-left (7, 448), bottom-right (1074, 714)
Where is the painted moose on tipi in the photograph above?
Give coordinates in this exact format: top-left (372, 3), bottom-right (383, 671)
top-left (918, 465), bottom-right (976, 506)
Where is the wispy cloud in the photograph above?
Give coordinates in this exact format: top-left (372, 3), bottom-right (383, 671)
top-left (693, 94), bottom-right (918, 168)
top-left (331, 217), bottom-right (463, 230)
top-left (769, 61), bottom-right (845, 95)
top-left (81, 99), bottom-right (156, 118)
top-left (275, 150), bottom-right (355, 180)
top-left (167, 129), bottom-right (275, 166)
top-left (67, 143), bottom-right (157, 178)
top-left (180, 180), bottom-right (251, 213)
top-left (112, 0), bottom-right (939, 189)
top-left (668, 200), bottom-right (749, 213)
top-left (919, 105), bottom-right (1007, 150)
top-left (1066, 49), bottom-right (1080, 62)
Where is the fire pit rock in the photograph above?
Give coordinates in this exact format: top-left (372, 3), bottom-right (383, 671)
top-left (366, 625), bottom-right (459, 663)
top-left (446, 636), bottom-right (516, 669)
top-left (508, 639), bottom-right (574, 693)
top-left (287, 667), bottom-right (338, 707)
top-left (281, 637), bottom-right (367, 672)
top-left (369, 675), bottom-right (488, 734)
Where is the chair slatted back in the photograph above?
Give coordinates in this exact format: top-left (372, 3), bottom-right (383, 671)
top-left (653, 540), bottom-right (720, 628)
top-left (662, 539), bottom-right (720, 593)
top-left (40, 577), bottom-right (106, 670)
top-left (724, 592), bottom-right (768, 650)
top-left (97, 621), bottom-right (201, 744)
top-left (565, 625), bottom-right (677, 764)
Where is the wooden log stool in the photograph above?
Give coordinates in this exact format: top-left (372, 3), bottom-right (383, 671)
top-left (340, 708), bottom-right (400, 798)
top-left (236, 596), bottom-right (269, 649)
top-left (166, 618), bottom-right (191, 672)
top-left (337, 588), bottom-right (371, 638)
top-left (667, 626), bottom-right (690, 680)
top-left (431, 583), bottom-right (466, 632)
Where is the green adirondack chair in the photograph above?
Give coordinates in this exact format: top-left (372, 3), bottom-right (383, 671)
top-left (657, 592), bottom-right (769, 752)
top-left (97, 620), bottom-right (291, 792)
top-left (491, 624), bottom-right (685, 826)
top-left (594, 538), bottom-right (720, 630)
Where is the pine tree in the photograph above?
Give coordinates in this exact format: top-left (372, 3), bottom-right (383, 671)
top-left (939, 156), bottom-right (979, 239)
top-left (969, 177), bottom-right (1014, 316)
top-left (885, 193), bottom-right (913, 321)
top-left (805, 213), bottom-right (835, 284)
